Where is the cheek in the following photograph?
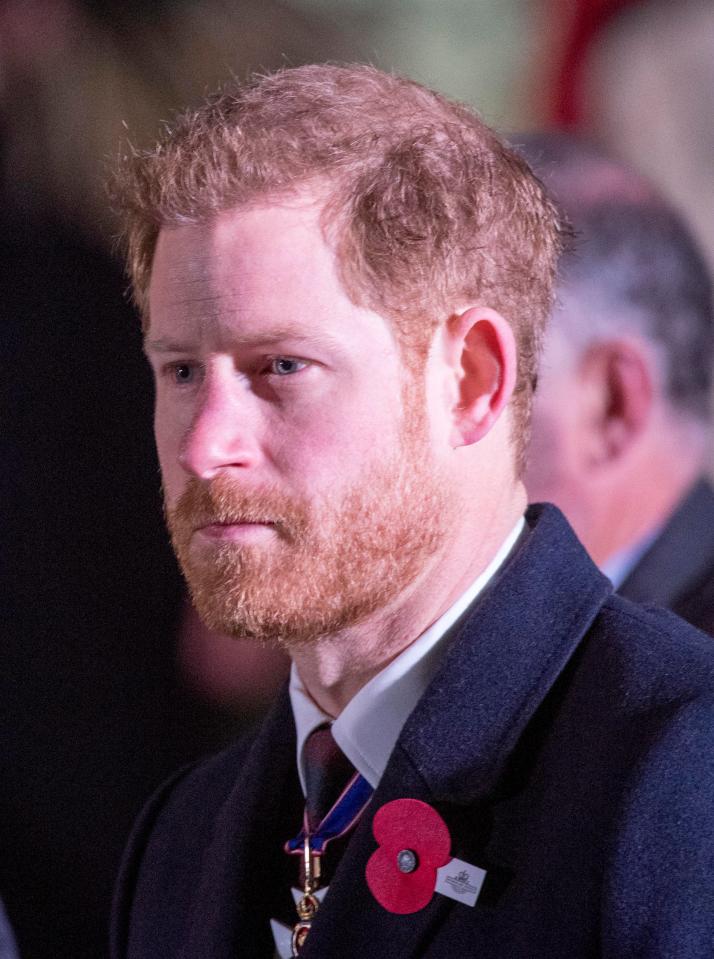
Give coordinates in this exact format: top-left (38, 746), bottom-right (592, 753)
top-left (269, 389), bottom-right (407, 479)
top-left (153, 404), bottom-right (187, 501)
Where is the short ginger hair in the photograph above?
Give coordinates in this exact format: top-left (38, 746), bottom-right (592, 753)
top-left (111, 63), bottom-right (564, 469)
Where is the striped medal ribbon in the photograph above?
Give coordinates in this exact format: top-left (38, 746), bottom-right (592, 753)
top-left (284, 772), bottom-right (373, 955)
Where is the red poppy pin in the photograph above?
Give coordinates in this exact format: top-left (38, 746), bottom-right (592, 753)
top-left (365, 799), bottom-right (452, 914)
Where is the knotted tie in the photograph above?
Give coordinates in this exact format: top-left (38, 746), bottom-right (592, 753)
top-left (303, 723), bottom-right (356, 836)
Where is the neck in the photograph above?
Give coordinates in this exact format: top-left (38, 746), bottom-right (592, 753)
top-left (291, 482), bottom-right (527, 716)
top-left (584, 423), bottom-right (706, 567)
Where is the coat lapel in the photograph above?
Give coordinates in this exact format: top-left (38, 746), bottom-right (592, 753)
top-left (301, 505), bottom-right (613, 959)
top-left (399, 504), bottom-right (612, 804)
top-left (178, 687), bottom-right (301, 959)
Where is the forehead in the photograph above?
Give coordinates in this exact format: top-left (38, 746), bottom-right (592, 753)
top-left (153, 196), bottom-right (322, 294)
top-left (147, 197), bottom-right (396, 355)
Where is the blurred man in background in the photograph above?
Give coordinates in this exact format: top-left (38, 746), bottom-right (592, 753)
top-left (518, 132), bottom-right (714, 632)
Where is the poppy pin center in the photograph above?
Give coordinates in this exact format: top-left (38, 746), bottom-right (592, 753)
top-left (396, 849), bottom-right (419, 874)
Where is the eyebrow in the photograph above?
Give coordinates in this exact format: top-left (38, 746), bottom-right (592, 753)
top-left (143, 328), bottom-right (346, 355)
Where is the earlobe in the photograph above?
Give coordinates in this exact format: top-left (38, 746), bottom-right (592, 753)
top-left (446, 307), bottom-right (518, 448)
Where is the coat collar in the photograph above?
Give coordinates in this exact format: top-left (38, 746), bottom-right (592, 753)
top-left (396, 503), bottom-right (612, 805)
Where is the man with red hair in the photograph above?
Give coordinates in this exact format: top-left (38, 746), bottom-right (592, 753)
top-left (110, 65), bottom-right (714, 958)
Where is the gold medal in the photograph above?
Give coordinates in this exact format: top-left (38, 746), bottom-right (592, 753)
top-left (284, 768), bottom-right (372, 954)
top-left (291, 838), bottom-right (322, 956)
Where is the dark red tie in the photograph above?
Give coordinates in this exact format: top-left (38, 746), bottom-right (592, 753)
top-left (302, 723), bottom-right (356, 834)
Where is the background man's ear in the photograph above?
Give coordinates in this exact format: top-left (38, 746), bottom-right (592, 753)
top-left (577, 339), bottom-right (653, 467)
top-left (446, 307), bottom-right (518, 447)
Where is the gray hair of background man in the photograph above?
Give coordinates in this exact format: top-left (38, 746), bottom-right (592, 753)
top-left (513, 131), bottom-right (714, 426)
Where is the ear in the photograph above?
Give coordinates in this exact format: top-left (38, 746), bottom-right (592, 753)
top-left (578, 339), bottom-right (653, 467)
top-left (444, 306), bottom-right (518, 448)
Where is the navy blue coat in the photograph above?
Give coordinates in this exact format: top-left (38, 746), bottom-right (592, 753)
top-left (111, 505), bottom-right (714, 958)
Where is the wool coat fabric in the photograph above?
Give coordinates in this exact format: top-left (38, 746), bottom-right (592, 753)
top-left (111, 505), bottom-right (714, 958)
top-left (0, 899), bottom-right (18, 959)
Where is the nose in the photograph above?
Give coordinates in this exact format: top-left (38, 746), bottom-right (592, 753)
top-left (178, 372), bottom-right (262, 479)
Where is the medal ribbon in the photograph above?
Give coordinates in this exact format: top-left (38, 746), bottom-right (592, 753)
top-left (285, 771), bottom-right (374, 856)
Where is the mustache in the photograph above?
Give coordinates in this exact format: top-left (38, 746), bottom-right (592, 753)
top-left (166, 475), bottom-right (309, 537)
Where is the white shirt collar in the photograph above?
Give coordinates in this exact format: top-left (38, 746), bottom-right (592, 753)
top-left (289, 516), bottom-right (525, 791)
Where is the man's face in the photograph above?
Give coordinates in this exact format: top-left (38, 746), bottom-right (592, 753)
top-left (146, 197), bottom-right (451, 648)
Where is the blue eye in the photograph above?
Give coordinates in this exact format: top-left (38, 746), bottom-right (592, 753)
top-left (269, 357), bottom-right (306, 376)
top-left (170, 363), bottom-right (195, 384)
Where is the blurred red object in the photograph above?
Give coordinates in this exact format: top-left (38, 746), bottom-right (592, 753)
top-left (547, 0), bottom-right (643, 127)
